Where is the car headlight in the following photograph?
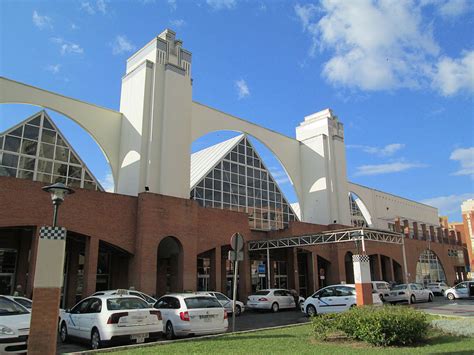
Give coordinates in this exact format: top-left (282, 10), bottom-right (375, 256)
top-left (0, 325), bottom-right (15, 336)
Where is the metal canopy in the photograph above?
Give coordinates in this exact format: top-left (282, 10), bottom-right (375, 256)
top-left (248, 228), bottom-right (403, 251)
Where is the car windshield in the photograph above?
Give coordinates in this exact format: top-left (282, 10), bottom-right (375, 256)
top-left (107, 297), bottom-right (149, 310)
top-left (14, 298), bottom-right (32, 309)
top-left (392, 284), bottom-right (407, 290)
top-left (184, 297), bottom-right (222, 309)
top-left (376, 283), bottom-right (388, 289)
top-left (0, 297), bottom-right (29, 315)
top-left (254, 291), bottom-right (270, 296)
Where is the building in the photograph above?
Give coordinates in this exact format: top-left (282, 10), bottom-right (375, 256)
top-left (0, 29), bottom-right (468, 307)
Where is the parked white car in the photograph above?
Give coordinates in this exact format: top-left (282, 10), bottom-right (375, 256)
top-left (385, 283), bottom-right (434, 304)
top-left (196, 291), bottom-right (245, 316)
top-left (301, 284), bottom-right (382, 316)
top-left (154, 293), bottom-right (228, 340)
top-left (371, 281), bottom-right (391, 302)
top-left (0, 296), bottom-right (30, 354)
top-left (427, 282), bottom-right (449, 295)
top-left (2, 296), bottom-right (32, 310)
top-left (59, 294), bottom-right (163, 349)
top-left (445, 281), bottom-right (474, 300)
top-left (92, 289), bottom-right (157, 307)
top-left (246, 289), bottom-right (304, 312)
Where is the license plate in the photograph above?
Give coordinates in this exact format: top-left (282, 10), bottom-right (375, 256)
top-left (131, 333), bottom-right (148, 343)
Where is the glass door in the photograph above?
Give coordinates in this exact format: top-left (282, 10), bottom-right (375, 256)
top-left (0, 249), bottom-right (18, 295)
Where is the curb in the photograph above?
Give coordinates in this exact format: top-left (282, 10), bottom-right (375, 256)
top-left (65, 320), bottom-right (310, 354)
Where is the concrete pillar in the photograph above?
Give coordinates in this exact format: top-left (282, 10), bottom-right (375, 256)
top-left (82, 237), bottom-right (99, 297)
top-left (353, 254), bottom-right (373, 306)
top-left (239, 243), bottom-right (252, 301)
top-left (26, 228), bottom-right (40, 298)
top-left (65, 241), bottom-right (79, 308)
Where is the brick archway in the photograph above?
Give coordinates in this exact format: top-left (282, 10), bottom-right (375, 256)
top-left (156, 236), bottom-right (184, 297)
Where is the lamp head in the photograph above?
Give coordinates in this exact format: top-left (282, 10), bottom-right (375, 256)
top-left (42, 182), bottom-right (75, 204)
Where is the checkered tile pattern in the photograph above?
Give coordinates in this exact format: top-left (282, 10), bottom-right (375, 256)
top-left (352, 254), bottom-right (370, 263)
top-left (40, 226), bottom-right (66, 240)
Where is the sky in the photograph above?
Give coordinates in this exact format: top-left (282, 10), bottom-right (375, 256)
top-left (0, 0), bottom-right (473, 221)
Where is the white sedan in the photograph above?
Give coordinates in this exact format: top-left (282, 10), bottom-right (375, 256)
top-left (301, 284), bottom-right (382, 316)
top-left (0, 296), bottom-right (30, 354)
top-left (154, 293), bottom-right (228, 339)
top-left (92, 289), bottom-right (157, 307)
top-left (246, 289), bottom-right (303, 312)
top-left (427, 282), bottom-right (449, 295)
top-left (386, 283), bottom-right (434, 304)
top-left (59, 294), bottom-right (163, 349)
top-left (197, 291), bottom-right (245, 316)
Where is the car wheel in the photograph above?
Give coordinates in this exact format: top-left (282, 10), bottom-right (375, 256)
top-left (60, 322), bottom-right (68, 343)
top-left (428, 294), bottom-right (433, 302)
top-left (306, 305), bottom-right (316, 317)
top-left (410, 295), bottom-right (416, 304)
top-left (271, 302), bottom-right (279, 313)
top-left (447, 293), bottom-right (455, 301)
top-left (91, 328), bottom-right (101, 350)
top-left (165, 321), bottom-right (175, 340)
top-left (235, 305), bottom-right (242, 316)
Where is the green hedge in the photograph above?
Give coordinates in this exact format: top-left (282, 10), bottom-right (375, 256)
top-left (311, 306), bottom-right (429, 346)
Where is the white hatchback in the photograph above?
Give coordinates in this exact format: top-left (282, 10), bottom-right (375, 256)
top-left (92, 289), bottom-right (157, 307)
top-left (386, 283), bottom-right (434, 304)
top-left (246, 289), bottom-right (301, 312)
top-left (154, 293), bottom-right (228, 340)
top-left (59, 294), bottom-right (163, 349)
top-left (301, 284), bottom-right (382, 316)
top-left (0, 296), bottom-right (30, 354)
top-left (196, 291), bottom-right (245, 316)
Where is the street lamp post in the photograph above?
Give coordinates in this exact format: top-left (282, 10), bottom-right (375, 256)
top-left (42, 182), bottom-right (75, 227)
top-left (28, 183), bottom-right (74, 355)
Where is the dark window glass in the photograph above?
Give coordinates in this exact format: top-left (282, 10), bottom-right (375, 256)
top-left (1, 153), bottom-right (19, 168)
top-left (83, 181), bottom-right (96, 190)
top-left (40, 143), bottom-right (54, 159)
top-left (9, 127), bottom-right (23, 137)
top-left (68, 165), bottom-right (82, 179)
top-left (87, 298), bottom-right (102, 313)
top-left (0, 136), bottom-right (3, 149)
top-left (28, 116), bottom-right (41, 126)
top-left (23, 125), bottom-right (39, 140)
top-left (21, 140), bottom-right (37, 156)
top-left (53, 162), bottom-right (68, 176)
top-left (214, 170), bottom-right (221, 180)
top-left (84, 171), bottom-right (93, 181)
top-left (43, 118), bottom-right (54, 130)
top-left (17, 170), bottom-right (33, 180)
top-left (0, 167), bottom-right (16, 177)
top-left (71, 299), bottom-right (92, 314)
top-left (68, 178), bottom-right (81, 189)
top-left (4, 136), bottom-right (21, 152)
top-left (37, 159), bottom-right (52, 174)
top-left (19, 156), bottom-right (35, 170)
top-left (53, 175), bottom-right (67, 184)
top-left (56, 135), bottom-right (67, 147)
top-left (55, 146), bottom-right (69, 162)
top-left (36, 173), bottom-right (52, 183)
top-left (41, 129), bottom-right (56, 144)
top-left (184, 296), bottom-right (221, 309)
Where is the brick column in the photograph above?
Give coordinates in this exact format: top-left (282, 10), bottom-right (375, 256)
top-left (82, 236), bottom-right (99, 297)
top-left (421, 224), bottom-right (427, 241)
top-left (65, 241), bottom-right (79, 308)
top-left (437, 227), bottom-right (443, 243)
top-left (353, 254), bottom-right (372, 306)
top-left (429, 226), bottom-right (435, 242)
top-left (413, 222), bottom-right (419, 239)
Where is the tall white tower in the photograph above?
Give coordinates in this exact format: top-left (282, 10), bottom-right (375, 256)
top-left (296, 109), bottom-right (351, 225)
top-left (117, 29), bottom-right (193, 197)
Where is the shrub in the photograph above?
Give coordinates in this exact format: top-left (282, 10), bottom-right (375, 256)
top-left (311, 305), bottom-right (429, 346)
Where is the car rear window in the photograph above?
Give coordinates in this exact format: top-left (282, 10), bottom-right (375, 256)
top-left (107, 297), bottom-right (149, 311)
top-left (254, 290), bottom-right (270, 296)
top-left (392, 284), bottom-right (407, 290)
top-left (184, 297), bottom-right (222, 309)
top-left (0, 297), bottom-right (29, 315)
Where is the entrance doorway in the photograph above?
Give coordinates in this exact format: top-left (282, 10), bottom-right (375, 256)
top-left (345, 252), bottom-right (354, 284)
top-left (157, 237), bottom-right (183, 296)
top-left (0, 249), bottom-right (17, 295)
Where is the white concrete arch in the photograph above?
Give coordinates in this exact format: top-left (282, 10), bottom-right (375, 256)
top-left (190, 102), bottom-right (303, 205)
top-left (0, 77), bottom-right (123, 183)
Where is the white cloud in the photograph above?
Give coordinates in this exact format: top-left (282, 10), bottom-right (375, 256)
top-left (32, 10), bottom-right (52, 29)
top-left (51, 38), bottom-right (84, 55)
top-left (45, 64), bottom-right (61, 74)
top-left (432, 50), bottom-right (474, 96)
top-left (81, 2), bottom-right (95, 14)
top-left (354, 161), bottom-right (427, 176)
top-left (168, 0), bottom-right (177, 11)
top-left (235, 79), bottom-right (250, 99)
top-left (170, 19), bottom-right (186, 28)
top-left (111, 35), bottom-right (135, 55)
top-left (99, 173), bottom-right (115, 192)
top-left (97, 0), bottom-right (108, 14)
top-left (421, 192), bottom-right (473, 216)
top-left (438, 0), bottom-right (470, 18)
top-left (450, 147), bottom-right (474, 177)
top-left (348, 143), bottom-right (405, 157)
top-left (71, 23), bottom-right (79, 30)
top-left (206, 0), bottom-right (236, 10)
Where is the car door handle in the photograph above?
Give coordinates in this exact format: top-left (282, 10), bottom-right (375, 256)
top-left (344, 298), bottom-right (349, 300)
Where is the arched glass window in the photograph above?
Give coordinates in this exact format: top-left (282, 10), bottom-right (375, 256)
top-left (416, 249), bottom-right (446, 285)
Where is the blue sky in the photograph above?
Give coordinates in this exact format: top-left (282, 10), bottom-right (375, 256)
top-left (1, 0), bottom-right (473, 221)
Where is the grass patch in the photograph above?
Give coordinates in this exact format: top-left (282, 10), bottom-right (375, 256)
top-left (108, 324), bottom-right (474, 354)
